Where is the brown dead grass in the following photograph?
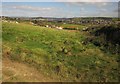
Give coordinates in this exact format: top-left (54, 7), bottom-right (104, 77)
top-left (2, 57), bottom-right (56, 82)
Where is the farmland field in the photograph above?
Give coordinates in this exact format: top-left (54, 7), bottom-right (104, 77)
top-left (2, 22), bottom-right (119, 82)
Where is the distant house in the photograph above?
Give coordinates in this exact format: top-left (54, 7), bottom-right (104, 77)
top-left (15, 21), bottom-right (19, 24)
top-left (52, 25), bottom-right (56, 28)
top-left (46, 25), bottom-right (49, 28)
top-left (30, 22), bottom-right (34, 25)
top-left (58, 27), bottom-right (63, 30)
top-left (56, 26), bottom-right (63, 30)
top-left (2, 20), bottom-right (8, 22)
top-left (82, 27), bottom-right (88, 31)
top-left (9, 21), bottom-right (12, 23)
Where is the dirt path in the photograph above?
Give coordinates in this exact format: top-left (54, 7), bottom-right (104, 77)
top-left (2, 57), bottom-right (56, 82)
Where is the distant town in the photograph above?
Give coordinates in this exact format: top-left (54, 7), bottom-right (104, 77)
top-left (1, 16), bottom-right (120, 31)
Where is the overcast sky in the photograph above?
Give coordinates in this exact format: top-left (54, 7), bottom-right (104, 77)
top-left (2, 1), bottom-right (119, 17)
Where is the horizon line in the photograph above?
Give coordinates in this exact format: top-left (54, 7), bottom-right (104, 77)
top-left (1, 16), bottom-right (118, 18)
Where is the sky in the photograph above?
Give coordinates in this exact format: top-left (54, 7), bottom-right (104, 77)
top-left (1, 0), bottom-right (120, 2)
top-left (2, 1), bottom-right (119, 17)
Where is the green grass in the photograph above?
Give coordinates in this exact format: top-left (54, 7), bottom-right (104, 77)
top-left (2, 22), bottom-right (119, 82)
top-left (61, 24), bottom-right (85, 28)
top-left (59, 23), bottom-right (85, 30)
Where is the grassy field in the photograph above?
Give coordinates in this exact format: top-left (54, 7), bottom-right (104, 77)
top-left (2, 22), bottom-right (119, 82)
top-left (60, 23), bottom-right (85, 30)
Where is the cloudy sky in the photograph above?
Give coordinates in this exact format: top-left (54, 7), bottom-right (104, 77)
top-left (2, 0), bottom-right (120, 2)
top-left (2, 1), bottom-right (119, 17)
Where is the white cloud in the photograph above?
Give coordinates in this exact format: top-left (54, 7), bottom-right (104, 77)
top-left (2, 2), bottom-right (118, 17)
top-left (2, 4), bottom-right (63, 17)
top-left (2, 0), bottom-right (119, 2)
top-left (54, 0), bottom-right (119, 2)
top-left (12, 5), bottom-right (53, 11)
top-left (0, 2), bottom-right (2, 16)
top-left (101, 9), bottom-right (107, 12)
top-left (64, 2), bottom-right (109, 8)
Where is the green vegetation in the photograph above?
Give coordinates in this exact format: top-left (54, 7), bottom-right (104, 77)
top-left (2, 22), bottom-right (119, 82)
top-left (61, 23), bottom-right (85, 30)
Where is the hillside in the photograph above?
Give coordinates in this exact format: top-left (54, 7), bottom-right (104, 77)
top-left (2, 22), bottom-right (119, 82)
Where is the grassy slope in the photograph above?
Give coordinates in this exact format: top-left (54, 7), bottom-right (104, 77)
top-left (3, 57), bottom-right (56, 82)
top-left (2, 22), bottom-right (119, 82)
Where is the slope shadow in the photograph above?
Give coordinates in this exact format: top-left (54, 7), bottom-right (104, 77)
top-left (94, 25), bottom-right (120, 45)
top-left (86, 24), bottom-right (120, 54)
